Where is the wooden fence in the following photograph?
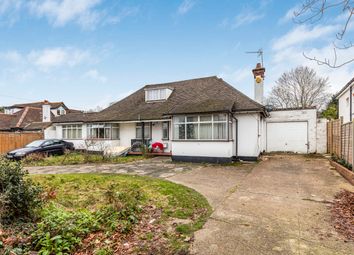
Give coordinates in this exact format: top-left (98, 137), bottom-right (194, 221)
top-left (0, 132), bottom-right (43, 154)
top-left (327, 118), bottom-right (353, 165)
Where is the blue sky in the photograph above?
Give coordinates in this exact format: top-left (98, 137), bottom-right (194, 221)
top-left (0, 0), bottom-right (353, 110)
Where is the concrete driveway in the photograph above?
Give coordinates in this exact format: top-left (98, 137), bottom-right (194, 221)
top-left (27, 155), bottom-right (353, 254)
top-left (168, 155), bottom-right (354, 255)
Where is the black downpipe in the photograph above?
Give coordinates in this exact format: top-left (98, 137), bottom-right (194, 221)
top-left (141, 122), bottom-right (145, 147)
top-left (230, 114), bottom-right (238, 160)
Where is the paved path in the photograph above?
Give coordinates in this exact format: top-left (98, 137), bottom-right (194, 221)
top-left (168, 155), bottom-right (354, 255)
top-left (26, 157), bottom-right (200, 178)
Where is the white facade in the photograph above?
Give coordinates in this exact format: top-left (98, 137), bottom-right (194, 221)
top-left (265, 108), bottom-right (325, 153)
top-left (337, 81), bottom-right (354, 124)
top-left (235, 113), bottom-right (265, 158)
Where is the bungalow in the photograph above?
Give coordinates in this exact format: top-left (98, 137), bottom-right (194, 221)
top-left (45, 64), bottom-right (327, 162)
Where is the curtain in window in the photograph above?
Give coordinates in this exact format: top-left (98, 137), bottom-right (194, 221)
top-left (174, 124), bottom-right (185, 139)
top-left (213, 123), bottom-right (226, 139)
top-left (200, 123), bottom-right (212, 139)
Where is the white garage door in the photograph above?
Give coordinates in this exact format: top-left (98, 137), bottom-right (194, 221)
top-left (266, 122), bottom-right (308, 153)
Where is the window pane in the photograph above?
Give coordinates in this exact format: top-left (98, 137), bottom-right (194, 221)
top-left (144, 125), bottom-right (150, 139)
top-left (78, 128), bottom-right (82, 139)
top-left (160, 89), bottom-right (166, 99)
top-left (200, 115), bottom-right (212, 122)
top-left (136, 126), bottom-right (142, 139)
top-left (174, 124), bottom-right (185, 139)
top-left (213, 123), bottom-right (226, 139)
top-left (112, 127), bottom-right (119, 139)
top-left (186, 116), bottom-right (198, 122)
top-left (200, 123), bottom-right (212, 139)
top-left (213, 114), bottom-right (227, 121)
top-left (104, 128), bottom-right (111, 139)
top-left (162, 122), bottom-right (169, 139)
top-left (187, 123), bottom-right (198, 139)
top-left (173, 116), bottom-right (185, 123)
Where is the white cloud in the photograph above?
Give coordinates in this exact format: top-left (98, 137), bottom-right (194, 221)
top-left (0, 0), bottom-right (23, 26)
top-left (219, 66), bottom-right (251, 85)
top-left (84, 69), bottom-right (107, 83)
top-left (177, 0), bottom-right (195, 15)
top-left (272, 24), bottom-right (337, 51)
top-left (29, 0), bottom-right (102, 29)
top-left (0, 50), bottom-right (23, 63)
top-left (27, 47), bottom-right (90, 71)
top-left (104, 6), bottom-right (139, 25)
top-left (278, 5), bottom-right (299, 24)
top-left (232, 10), bottom-right (264, 29)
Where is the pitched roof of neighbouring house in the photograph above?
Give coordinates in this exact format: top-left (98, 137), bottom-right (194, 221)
top-left (0, 107), bottom-right (53, 131)
top-left (53, 76), bottom-right (265, 123)
top-left (335, 77), bottom-right (354, 98)
top-left (8, 101), bottom-right (68, 110)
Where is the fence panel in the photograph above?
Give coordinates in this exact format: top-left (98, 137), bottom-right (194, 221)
top-left (0, 132), bottom-right (43, 154)
top-left (327, 119), bottom-right (353, 166)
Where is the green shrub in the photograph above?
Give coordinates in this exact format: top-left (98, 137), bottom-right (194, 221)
top-left (0, 158), bottom-right (42, 222)
top-left (32, 204), bottom-right (99, 254)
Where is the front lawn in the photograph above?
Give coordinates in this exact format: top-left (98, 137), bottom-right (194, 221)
top-left (23, 152), bottom-right (144, 167)
top-left (0, 173), bottom-right (211, 254)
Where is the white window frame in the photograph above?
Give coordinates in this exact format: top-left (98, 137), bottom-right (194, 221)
top-left (145, 88), bottom-right (170, 101)
top-left (173, 114), bottom-right (231, 141)
top-left (87, 123), bottom-right (120, 140)
top-left (62, 124), bottom-right (82, 140)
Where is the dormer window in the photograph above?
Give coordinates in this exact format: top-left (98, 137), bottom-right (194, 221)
top-left (145, 88), bottom-right (172, 102)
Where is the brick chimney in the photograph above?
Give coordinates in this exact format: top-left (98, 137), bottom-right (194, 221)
top-left (42, 100), bottom-right (51, 122)
top-left (252, 63), bottom-right (265, 104)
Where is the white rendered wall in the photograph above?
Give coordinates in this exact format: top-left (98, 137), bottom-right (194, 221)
top-left (44, 126), bottom-right (56, 139)
top-left (267, 109), bottom-right (317, 153)
top-left (338, 88), bottom-right (351, 124)
top-left (120, 123), bottom-right (136, 147)
top-left (316, 118), bottom-right (328, 153)
top-left (235, 113), bottom-right (262, 157)
top-left (172, 141), bottom-right (234, 158)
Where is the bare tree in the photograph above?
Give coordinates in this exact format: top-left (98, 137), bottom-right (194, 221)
top-left (267, 66), bottom-right (330, 109)
top-left (294, 0), bottom-right (354, 68)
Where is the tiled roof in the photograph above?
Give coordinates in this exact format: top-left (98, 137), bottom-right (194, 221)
top-left (10, 101), bottom-right (66, 109)
top-left (53, 76), bottom-right (265, 123)
top-left (0, 107), bottom-right (50, 131)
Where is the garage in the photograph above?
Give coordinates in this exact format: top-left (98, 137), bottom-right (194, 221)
top-left (266, 121), bottom-right (308, 153)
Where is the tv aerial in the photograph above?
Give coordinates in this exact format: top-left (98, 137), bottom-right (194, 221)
top-left (246, 48), bottom-right (264, 67)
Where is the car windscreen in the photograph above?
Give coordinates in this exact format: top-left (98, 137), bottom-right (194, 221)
top-left (25, 140), bottom-right (45, 148)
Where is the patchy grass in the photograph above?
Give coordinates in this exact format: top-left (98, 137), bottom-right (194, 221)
top-left (1, 174), bottom-right (211, 254)
top-left (23, 152), bottom-right (144, 167)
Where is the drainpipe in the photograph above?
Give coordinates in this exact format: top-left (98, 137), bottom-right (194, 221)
top-left (142, 122), bottom-right (145, 147)
top-left (230, 113), bottom-right (238, 160)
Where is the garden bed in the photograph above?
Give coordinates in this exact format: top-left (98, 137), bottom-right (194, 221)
top-left (0, 174), bottom-right (211, 254)
top-left (330, 160), bottom-right (354, 185)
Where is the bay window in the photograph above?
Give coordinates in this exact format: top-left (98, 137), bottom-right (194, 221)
top-left (62, 124), bottom-right (82, 139)
top-left (87, 123), bottom-right (120, 140)
top-left (173, 114), bottom-right (231, 140)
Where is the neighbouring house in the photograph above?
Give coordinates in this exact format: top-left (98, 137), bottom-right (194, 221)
top-left (45, 63), bottom-right (327, 162)
top-left (0, 101), bottom-right (81, 132)
top-left (336, 77), bottom-right (354, 123)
